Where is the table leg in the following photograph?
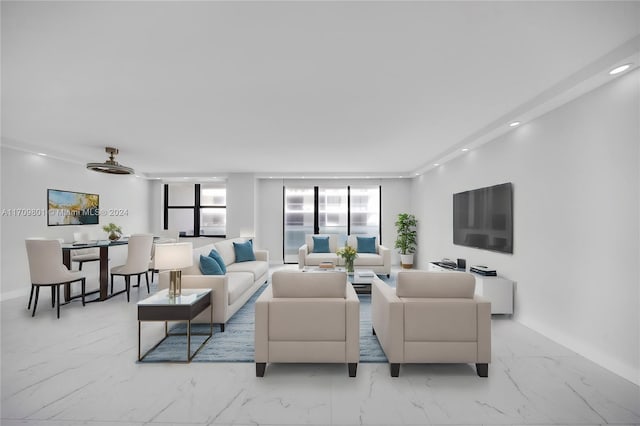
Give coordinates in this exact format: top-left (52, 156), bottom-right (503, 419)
top-left (187, 320), bottom-right (191, 361)
top-left (99, 246), bottom-right (109, 300)
top-left (138, 321), bottom-right (141, 361)
top-left (63, 250), bottom-right (72, 301)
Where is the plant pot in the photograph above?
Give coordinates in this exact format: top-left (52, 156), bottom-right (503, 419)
top-left (400, 254), bottom-right (414, 269)
top-left (108, 233), bottom-right (120, 241)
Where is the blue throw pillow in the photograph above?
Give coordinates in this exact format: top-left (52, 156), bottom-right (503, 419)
top-left (233, 240), bottom-right (256, 262)
top-left (357, 236), bottom-right (377, 254)
top-left (208, 249), bottom-right (227, 274)
top-left (312, 236), bottom-right (330, 253)
top-left (199, 255), bottom-right (224, 275)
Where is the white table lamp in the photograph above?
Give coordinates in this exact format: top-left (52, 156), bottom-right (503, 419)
top-left (154, 242), bottom-right (193, 297)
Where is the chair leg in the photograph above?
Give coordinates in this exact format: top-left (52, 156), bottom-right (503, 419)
top-left (390, 363), bottom-right (400, 377)
top-left (372, 327), bottom-right (376, 336)
top-left (79, 261), bottom-right (83, 271)
top-left (125, 276), bottom-right (130, 303)
top-left (51, 286), bottom-right (55, 307)
top-left (56, 285), bottom-right (61, 319)
top-left (348, 363), bottom-right (357, 377)
top-left (110, 275), bottom-right (114, 294)
top-left (28, 285), bottom-right (35, 309)
top-left (32, 286), bottom-right (40, 317)
top-left (476, 363), bottom-right (488, 377)
top-left (145, 272), bottom-right (150, 293)
top-left (220, 323), bottom-right (225, 333)
top-left (256, 363), bottom-right (266, 377)
top-left (81, 278), bottom-right (86, 306)
top-left (151, 269), bottom-right (155, 282)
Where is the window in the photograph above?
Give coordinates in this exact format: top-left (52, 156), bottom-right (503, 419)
top-left (164, 183), bottom-right (226, 237)
top-left (283, 185), bottom-right (381, 263)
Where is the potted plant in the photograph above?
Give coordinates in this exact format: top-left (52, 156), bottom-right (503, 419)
top-left (337, 244), bottom-right (358, 273)
top-left (394, 213), bottom-right (418, 269)
top-left (102, 223), bottom-right (122, 241)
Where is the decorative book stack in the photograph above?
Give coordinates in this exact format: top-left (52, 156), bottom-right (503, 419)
top-left (319, 261), bottom-right (335, 269)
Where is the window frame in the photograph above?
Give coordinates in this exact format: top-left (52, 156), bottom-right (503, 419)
top-left (164, 183), bottom-right (227, 238)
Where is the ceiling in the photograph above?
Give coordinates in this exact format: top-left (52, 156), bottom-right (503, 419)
top-left (2, 1), bottom-right (639, 179)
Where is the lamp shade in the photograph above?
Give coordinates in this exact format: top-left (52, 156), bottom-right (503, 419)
top-left (154, 242), bottom-right (193, 270)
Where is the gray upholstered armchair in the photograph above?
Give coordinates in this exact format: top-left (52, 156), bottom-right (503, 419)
top-left (371, 271), bottom-right (491, 377)
top-left (255, 270), bottom-right (360, 377)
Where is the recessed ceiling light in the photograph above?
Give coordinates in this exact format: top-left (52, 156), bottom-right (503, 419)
top-left (461, 148), bottom-right (469, 152)
top-left (37, 152), bottom-right (47, 156)
top-left (433, 163), bottom-right (440, 167)
top-left (509, 121), bottom-right (521, 127)
top-left (609, 63), bottom-right (632, 75)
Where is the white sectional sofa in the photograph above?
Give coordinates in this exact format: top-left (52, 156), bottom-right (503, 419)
top-left (298, 234), bottom-right (391, 277)
top-left (159, 237), bottom-right (269, 331)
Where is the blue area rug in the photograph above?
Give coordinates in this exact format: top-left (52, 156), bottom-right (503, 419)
top-left (140, 275), bottom-right (395, 363)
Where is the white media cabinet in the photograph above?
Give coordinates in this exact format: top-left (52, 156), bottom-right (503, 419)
top-left (428, 262), bottom-right (514, 315)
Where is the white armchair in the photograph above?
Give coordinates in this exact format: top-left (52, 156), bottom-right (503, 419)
top-left (372, 271), bottom-right (491, 377)
top-left (255, 270), bottom-right (360, 377)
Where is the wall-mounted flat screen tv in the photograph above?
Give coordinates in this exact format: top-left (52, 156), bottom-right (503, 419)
top-left (453, 182), bottom-right (513, 254)
top-left (47, 189), bottom-right (100, 226)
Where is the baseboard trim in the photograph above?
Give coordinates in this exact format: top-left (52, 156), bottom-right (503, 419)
top-left (517, 317), bottom-right (640, 386)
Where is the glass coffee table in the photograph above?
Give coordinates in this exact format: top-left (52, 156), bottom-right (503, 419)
top-left (137, 289), bottom-right (213, 362)
top-left (302, 267), bottom-right (376, 294)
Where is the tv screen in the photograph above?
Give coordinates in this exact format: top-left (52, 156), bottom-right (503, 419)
top-left (453, 182), bottom-right (513, 254)
top-left (47, 189), bottom-right (100, 226)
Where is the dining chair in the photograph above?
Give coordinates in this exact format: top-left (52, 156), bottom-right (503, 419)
top-left (110, 234), bottom-right (154, 302)
top-left (148, 230), bottom-right (180, 282)
top-left (71, 231), bottom-right (100, 271)
top-left (25, 239), bottom-right (86, 318)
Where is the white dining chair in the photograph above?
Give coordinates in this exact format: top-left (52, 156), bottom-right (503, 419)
top-left (71, 231), bottom-right (100, 271)
top-left (110, 234), bottom-right (154, 302)
top-left (26, 239), bottom-right (87, 318)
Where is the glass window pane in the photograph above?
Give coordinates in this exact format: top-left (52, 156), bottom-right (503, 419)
top-left (200, 208), bottom-right (226, 236)
top-left (168, 183), bottom-right (194, 206)
top-left (201, 184), bottom-right (226, 206)
top-left (350, 187), bottom-right (380, 237)
top-left (284, 188), bottom-right (314, 262)
top-left (168, 209), bottom-right (195, 236)
top-left (319, 188), bottom-right (348, 244)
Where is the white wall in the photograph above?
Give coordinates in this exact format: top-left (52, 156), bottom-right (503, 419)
top-left (226, 173), bottom-right (256, 239)
top-left (256, 178), bottom-right (413, 264)
top-left (412, 69), bottom-right (639, 384)
top-left (0, 147), bottom-right (153, 300)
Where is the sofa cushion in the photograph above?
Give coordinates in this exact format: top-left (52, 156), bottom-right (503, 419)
top-left (353, 253), bottom-right (383, 266)
top-left (208, 249), bottom-right (227, 274)
top-left (227, 272), bottom-right (255, 305)
top-left (396, 271), bottom-right (475, 298)
top-left (199, 255), bottom-right (224, 275)
top-left (306, 234), bottom-right (338, 253)
top-left (226, 260), bottom-right (268, 281)
top-left (233, 240), bottom-right (256, 262)
top-left (213, 239), bottom-right (238, 266)
top-left (312, 236), bottom-right (330, 253)
top-left (272, 271), bottom-right (347, 298)
top-left (356, 236), bottom-right (377, 253)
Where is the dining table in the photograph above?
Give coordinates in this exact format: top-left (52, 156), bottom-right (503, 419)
top-left (61, 239), bottom-right (129, 302)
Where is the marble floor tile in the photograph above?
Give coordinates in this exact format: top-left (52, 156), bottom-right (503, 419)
top-left (2, 272), bottom-right (639, 426)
